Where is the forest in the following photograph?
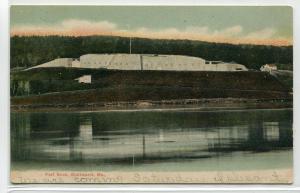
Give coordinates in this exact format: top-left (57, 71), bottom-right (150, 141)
top-left (10, 35), bottom-right (293, 70)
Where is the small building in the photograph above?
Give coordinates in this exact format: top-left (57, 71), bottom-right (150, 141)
top-left (75, 75), bottom-right (91, 84)
top-left (260, 64), bottom-right (277, 72)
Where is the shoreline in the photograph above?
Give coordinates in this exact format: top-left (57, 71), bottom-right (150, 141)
top-left (11, 98), bottom-right (293, 112)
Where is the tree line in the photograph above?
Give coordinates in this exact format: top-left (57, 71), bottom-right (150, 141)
top-left (11, 35), bottom-right (293, 70)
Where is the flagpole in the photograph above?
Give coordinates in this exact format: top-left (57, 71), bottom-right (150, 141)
top-left (127, 24), bottom-right (132, 54)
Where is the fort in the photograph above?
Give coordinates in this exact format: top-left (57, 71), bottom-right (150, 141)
top-left (27, 54), bottom-right (248, 72)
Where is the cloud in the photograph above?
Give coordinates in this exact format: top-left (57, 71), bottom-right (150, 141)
top-left (61, 19), bottom-right (117, 34)
top-left (11, 19), bottom-right (292, 46)
top-left (216, 25), bottom-right (243, 36)
top-left (185, 26), bottom-right (209, 34)
top-left (245, 28), bottom-right (276, 39)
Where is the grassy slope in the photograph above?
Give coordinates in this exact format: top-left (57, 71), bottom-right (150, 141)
top-left (11, 68), bottom-right (291, 105)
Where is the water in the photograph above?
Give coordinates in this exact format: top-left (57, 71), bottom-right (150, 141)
top-left (11, 108), bottom-right (293, 171)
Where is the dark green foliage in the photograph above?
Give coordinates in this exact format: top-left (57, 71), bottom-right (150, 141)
top-left (11, 35), bottom-right (293, 70)
top-left (276, 63), bottom-right (293, 71)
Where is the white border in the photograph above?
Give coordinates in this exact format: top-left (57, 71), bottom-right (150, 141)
top-left (1, 0), bottom-right (300, 192)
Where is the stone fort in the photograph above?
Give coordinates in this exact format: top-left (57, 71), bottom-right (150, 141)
top-left (28, 54), bottom-right (248, 71)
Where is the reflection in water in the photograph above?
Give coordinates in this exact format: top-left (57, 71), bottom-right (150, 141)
top-left (11, 109), bottom-right (293, 170)
top-left (264, 122), bottom-right (280, 141)
top-left (79, 115), bottom-right (93, 141)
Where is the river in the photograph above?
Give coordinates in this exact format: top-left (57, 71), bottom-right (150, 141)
top-left (11, 108), bottom-right (293, 172)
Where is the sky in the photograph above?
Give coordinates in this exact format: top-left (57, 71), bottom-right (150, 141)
top-left (10, 6), bottom-right (293, 46)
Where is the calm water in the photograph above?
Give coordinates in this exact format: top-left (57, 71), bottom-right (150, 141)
top-left (11, 108), bottom-right (293, 171)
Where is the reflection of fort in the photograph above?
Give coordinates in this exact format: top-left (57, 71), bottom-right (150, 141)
top-left (79, 115), bottom-right (93, 141)
top-left (11, 110), bottom-right (293, 163)
top-left (264, 122), bottom-right (280, 141)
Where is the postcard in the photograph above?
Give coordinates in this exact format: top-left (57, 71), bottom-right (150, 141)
top-left (10, 6), bottom-right (293, 183)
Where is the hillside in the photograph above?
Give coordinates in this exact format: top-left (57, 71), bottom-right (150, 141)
top-left (11, 36), bottom-right (293, 70)
top-left (11, 68), bottom-right (292, 107)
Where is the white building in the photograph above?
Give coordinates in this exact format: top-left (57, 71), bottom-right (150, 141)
top-left (27, 54), bottom-right (248, 72)
top-left (75, 75), bottom-right (91, 84)
top-left (260, 64), bottom-right (277, 72)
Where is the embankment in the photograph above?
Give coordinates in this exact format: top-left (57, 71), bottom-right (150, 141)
top-left (11, 69), bottom-right (292, 111)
